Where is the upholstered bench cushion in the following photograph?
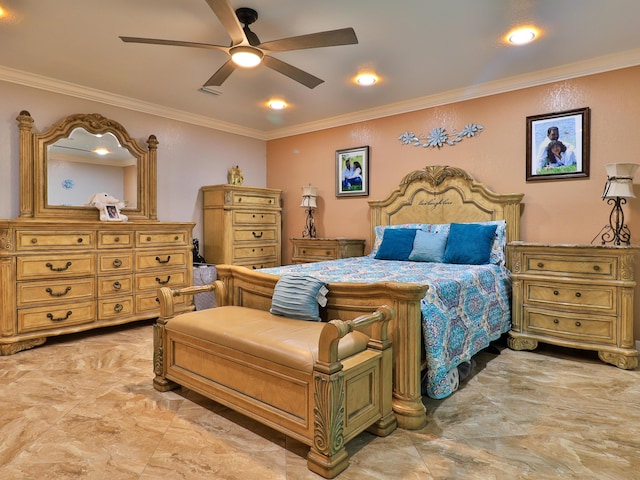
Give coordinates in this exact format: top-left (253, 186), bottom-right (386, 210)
top-left (165, 306), bottom-right (369, 373)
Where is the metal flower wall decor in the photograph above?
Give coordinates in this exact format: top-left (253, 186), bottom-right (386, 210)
top-left (398, 123), bottom-right (483, 149)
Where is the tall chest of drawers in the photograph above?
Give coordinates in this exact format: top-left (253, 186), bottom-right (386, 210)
top-left (507, 242), bottom-right (638, 369)
top-left (0, 220), bottom-right (194, 355)
top-left (201, 185), bottom-right (282, 269)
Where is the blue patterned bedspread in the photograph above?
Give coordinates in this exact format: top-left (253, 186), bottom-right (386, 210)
top-left (260, 257), bottom-right (511, 399)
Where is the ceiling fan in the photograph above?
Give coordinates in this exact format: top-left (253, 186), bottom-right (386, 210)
top-left (120, 0), bottom-right (358, 89)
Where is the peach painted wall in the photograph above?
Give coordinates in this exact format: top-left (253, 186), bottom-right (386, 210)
top-left (267, 65), bottom-right (640, 340)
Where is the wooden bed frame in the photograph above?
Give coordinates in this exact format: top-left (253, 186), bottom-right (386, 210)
top-left (217, 166), bottom-right (524, 431)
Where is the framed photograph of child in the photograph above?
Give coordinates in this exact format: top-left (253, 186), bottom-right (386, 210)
top-left (103, 204), bottom-right (123, 221)
top-left (526, 107), bottom-right (590, 181)
top-left (336, 146), bottom-right (369, 197)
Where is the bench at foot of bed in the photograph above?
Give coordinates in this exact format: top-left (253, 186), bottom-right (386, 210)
top-left (153, 282), bottom-right (397, 479)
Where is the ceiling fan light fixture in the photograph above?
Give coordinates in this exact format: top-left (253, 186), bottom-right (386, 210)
top-left (230, 46), bottom-right (263, 68)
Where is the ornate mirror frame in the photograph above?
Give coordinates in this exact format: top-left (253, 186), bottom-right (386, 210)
top-left (17, 111), bottom-right (157, 221)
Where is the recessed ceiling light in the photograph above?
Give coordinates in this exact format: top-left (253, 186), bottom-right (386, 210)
top-left (355, 73), bottom-right (378, 86)
top-left (268, 99), bottom-right (287, 110)
top-left (507, 28), bottom-right (537, 45)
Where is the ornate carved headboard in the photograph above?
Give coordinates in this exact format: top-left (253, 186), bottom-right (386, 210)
top-left (368, 165), bottom-right (524, 245)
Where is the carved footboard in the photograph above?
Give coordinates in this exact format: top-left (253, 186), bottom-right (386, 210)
top-left (210, 264), bottom-right (429, 430)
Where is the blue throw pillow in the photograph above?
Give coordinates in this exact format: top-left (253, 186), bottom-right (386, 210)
top-left (374, 228), bottom-right (417, 260)
top-left (443, 223), bottom-right (498, 265)
top-left (408, 230), bottom-right (448, 262)
top-left (270, 275), bottom-right (326, 321)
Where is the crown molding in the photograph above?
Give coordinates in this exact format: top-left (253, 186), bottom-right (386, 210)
top-left (265, 47), bottom-right (640, 140)
top-left (0, 65), bottom-right (267, 141)
top-left (2, 47), bottom-right (640, 142)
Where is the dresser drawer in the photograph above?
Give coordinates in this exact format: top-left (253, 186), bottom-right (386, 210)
top-left (98, 296), bottom-right (134, 320)
top-left (233, 227), bottom-right (278, 243)
top-left (233, 244), bottom-right (278, 261)
top-left (524, 281), bottom-right (615, 313)
top-left (135, 250), bottom-right (189, 270)
top-left (98, 252), bottom-right (133, 274)
top-left (98, 231), bottom-right (133, 248)
top-left (135, 292), bottom-right (187, 314)
top-left (18, 302), bottom-right (95, 333)
top-left (135, 268), bottom-right (188, 292)
top-left (231, 191), bottom-right (279, 207)
top-left (98, 274), bottom-right (134, 297)
top-left (239, 260), bottom-right (279, 270)
top-left (17, 278), bottom-right (95, 306)
top-left (17, 254), bottom-right (95, 280)
top-left (16, 231), bottom-right (94, 250)
top-left (233, 211), bottom-right (279, 226)
top-left (524, 307), bottom-right (614, 344)
top-left (521, 253), bottom-right (615, 279)
top-left (136, 231), bottom-right (188, 247)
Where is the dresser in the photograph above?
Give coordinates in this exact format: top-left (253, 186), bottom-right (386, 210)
top-left (201, 184), bottom-right (282, 269)
top-left (291, 237), bottom-right (365, 264)
top-left (507, 242), bottom-right (638, 369)
top-left (0, 111), bottom-right (195, 355)
top-left (0, 221), bottom-right (193, 355)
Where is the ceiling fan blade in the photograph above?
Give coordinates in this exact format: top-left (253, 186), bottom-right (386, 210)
top-left (259, 28), bottom-right (358, 52)
top-left (204, 0), bottom-right (246, 45)
top-left (204, 59), bottom-right (237, 87)
top-left (262, 56), bottom-right (323, 89)
top-left (120, 36), bottom-right (228, 53)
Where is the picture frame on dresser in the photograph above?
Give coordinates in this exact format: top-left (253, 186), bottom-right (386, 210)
top-left (104, 204), bottom-right (122, 221)
top-left (526, 107), bottom-right (590, 182)
top-left (336, 146), bottom-right (369, 197)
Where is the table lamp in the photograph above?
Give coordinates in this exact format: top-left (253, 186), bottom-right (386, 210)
top-left (599, 163), bottom-right (638, 245)
top-left (301, 185), bottom-right (317, 238)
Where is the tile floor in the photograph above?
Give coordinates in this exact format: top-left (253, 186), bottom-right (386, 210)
top-left (1, 321), bottom-right (639, 479)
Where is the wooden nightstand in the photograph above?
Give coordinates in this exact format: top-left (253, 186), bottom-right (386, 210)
top-left (507, 242), bottom-right (639, 369)
top-left (291, 238), bottom-right (365, 264)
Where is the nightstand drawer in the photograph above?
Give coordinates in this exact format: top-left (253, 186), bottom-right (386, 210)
top-left (524, 281), bottom-right (615, 312)
top-left (524, 307), bottom-right (614, 344)
top-left (295, 244), bottom-right (338, 259)
top-left (522, 253), bottom-right (614, 279)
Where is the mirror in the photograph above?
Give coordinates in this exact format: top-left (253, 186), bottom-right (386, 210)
top-left (47, 128), bottom-right (138, 208)
top-left (18, 111), bottom-right (157, 221)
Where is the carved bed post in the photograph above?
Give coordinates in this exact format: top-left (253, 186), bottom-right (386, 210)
top-left (153, 286), bottom-right (178, 392)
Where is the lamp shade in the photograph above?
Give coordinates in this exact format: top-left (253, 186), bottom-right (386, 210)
top-left (301, 185), bottom-right (318, 208)
top-left (603, 163), bottom-right (639, 199)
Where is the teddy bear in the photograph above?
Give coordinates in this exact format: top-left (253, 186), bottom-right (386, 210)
top-left (87, 192), bottom-right (128, 221)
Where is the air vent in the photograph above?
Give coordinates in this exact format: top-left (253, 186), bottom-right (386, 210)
top-left (198, 86), bottom-right (222, 96)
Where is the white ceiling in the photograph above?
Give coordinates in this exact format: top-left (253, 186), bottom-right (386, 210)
top-left (2, 0), bottom-right (640, 140)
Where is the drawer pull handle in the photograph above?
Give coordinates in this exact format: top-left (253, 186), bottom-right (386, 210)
top-left (301, 249), bottom-right (306, 254)
top-left (575, 321), bottom-right (582, 327)
top-left (553, 319), bottom-right (559, 324)
top-left (114, 303), bottom-right (123, 313)
top-left (47, 311), bottom-right (72, 322)
top-left (113, 281), bottom-right (122, 290)
top-left (114, 237), bottom-right (120, 243)
top-left (46, 261), bottom-right (72, 272)
top-left (31, 238), bottom-right (37, 244)
top-left (155, 297), bottom-right (159, 303)
top-left (46, 286), bottom-right (72, 297)
top-left (155, 255), bottom-right (171, 264)
top-left (147, 236), bottom-right (152, 242)
top-left (553, 290), bottom-right (559, 296)
top-left (252, 231), bottom-right (263, 238)
top-left (77, 238), bottom-right (83, 243)
top-left (156, 275), bottom-right (171, 285)
top-left (575, 292), bottom-right (581, 298)
top-left (537, 262), bottom-right (544, 268)
top-left (175, 236), bottom-right (179, 241)
top-left (113, 258), bottom-right (122, 268)
top-left (593, 265), bottom-right (601, 271)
